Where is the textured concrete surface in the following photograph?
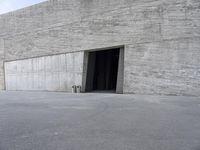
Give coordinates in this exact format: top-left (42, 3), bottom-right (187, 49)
top-left (4, 52), bottom-right (83, 92)
top-left (0, 0), bottom-right (200, 95)
top-left (0, 91), bottom-right (200, 150)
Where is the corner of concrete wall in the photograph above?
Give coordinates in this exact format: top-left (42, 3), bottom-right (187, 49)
top-left (116, 47), bottom-right (124, 94)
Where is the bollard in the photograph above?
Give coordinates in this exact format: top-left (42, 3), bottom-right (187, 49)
top-left (76, 85), bottom-right (81, 93)
top-left (72, 85), bottom-right (76, 93)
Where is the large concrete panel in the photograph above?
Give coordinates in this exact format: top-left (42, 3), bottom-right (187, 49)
top-left (4, 52), bottom-right (84, 92)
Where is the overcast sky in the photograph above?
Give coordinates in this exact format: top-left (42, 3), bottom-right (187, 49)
top-left (0, 0), bottom-right (47, 14)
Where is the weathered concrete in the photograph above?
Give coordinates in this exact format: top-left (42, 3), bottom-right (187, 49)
top-left (0, 0), bottom-right (200, 95)
top-left (0, 91), bottom-right (200, 150)
top-left (0, 38), bottom-right (4, 90)
top-left (4, 52), bottom-right (84, 92)
top-left (116, 47), bottom-right (124, 94)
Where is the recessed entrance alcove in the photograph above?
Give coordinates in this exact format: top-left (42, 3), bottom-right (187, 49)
top-left (83, 47), bottom-right (124, 94)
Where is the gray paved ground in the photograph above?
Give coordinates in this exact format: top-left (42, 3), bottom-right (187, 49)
top-left (0, 91), bottom-right (200, 150)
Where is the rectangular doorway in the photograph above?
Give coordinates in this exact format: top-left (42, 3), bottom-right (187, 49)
top-left (84, 48), bottom-right (124, 93)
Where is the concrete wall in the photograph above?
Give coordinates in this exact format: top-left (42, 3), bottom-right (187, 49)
top-left (5, 52), bottom-right (84, 91)
top-left (0, 0), bottom-right (200, 96)
top-left (0, 39), bottom-right (4, 90)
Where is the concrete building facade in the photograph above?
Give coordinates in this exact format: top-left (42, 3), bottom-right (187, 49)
top-left (0, 0), bottom-right (200, 96)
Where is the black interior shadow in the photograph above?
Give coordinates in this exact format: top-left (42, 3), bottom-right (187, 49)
top-left (85, 49), bottom-right (120, 92)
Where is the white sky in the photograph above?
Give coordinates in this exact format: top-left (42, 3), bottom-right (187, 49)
top-left (0, 0), bottom-right (47, 14)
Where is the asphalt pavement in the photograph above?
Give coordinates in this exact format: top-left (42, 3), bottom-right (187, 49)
top-left (0, 91), bottom-right (200, 150)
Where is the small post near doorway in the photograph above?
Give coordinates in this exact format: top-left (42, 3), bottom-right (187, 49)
top-left (82, 47), bottom-right (124, 94)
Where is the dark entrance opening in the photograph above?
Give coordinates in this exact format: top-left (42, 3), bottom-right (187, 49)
top-left (85, 48), bottom-right (120, 92)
